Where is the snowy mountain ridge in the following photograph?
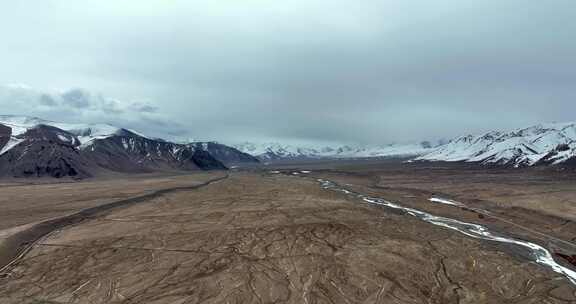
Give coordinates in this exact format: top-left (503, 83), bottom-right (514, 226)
top-left (416, 122), bottom-right (576, 167)
top-left (233, 141), bottom-right (435, 160)
top-left (0, 115), bottom-right (139, 149)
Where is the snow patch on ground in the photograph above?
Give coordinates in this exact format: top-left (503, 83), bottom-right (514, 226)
top-left (0, 137), bottom-right (24, 155)
top-left (429, 197), bottom-right (465, 207)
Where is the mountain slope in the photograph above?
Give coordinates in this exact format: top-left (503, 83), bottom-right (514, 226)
top-left (0, 125), bottom-right (94, 178)
top-left (233, 142), bottom-right (319, 160)
top-left (187, 142), bottom-right (259, 166)
top-left (82, 130), bottom-right (227, 172)
top-left (233, 142), bottom-right (434, 161)
top-left (0, 115), bottom-right (228, 178)
top-left (0, 115), bottom-right (135, 146)
top-left (416, 122), bottom-right (576, 167)
top-left (0, 123), bottom-right (11, 153)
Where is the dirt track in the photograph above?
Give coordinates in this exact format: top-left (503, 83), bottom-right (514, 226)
top-left (1, 171), bottom-right (574, 303)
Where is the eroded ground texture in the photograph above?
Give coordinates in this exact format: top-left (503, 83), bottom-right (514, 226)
top-left (0, 172), bottom-right (575, 303)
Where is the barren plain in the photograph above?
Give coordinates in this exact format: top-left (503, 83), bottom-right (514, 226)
top-left (0, 162), bottom-right (575, 303)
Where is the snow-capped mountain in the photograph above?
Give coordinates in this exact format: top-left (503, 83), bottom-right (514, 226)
top-left (416, 122), bottom-right (576, 167)
top-left (233, 142), bottom-right (434, 161)
top-left (0, 115), bottom-right (255, 178)
top-left (0, 115), bottom-right (133, 149)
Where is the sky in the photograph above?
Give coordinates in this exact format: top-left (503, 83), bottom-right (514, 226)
top-left (1, 0), bottom-right (575, 145)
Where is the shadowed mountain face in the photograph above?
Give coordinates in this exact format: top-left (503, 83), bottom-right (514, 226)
top-left (187, 142), bottom-right (259, 166)
top-left (0, 124), bottom-right (10, 152)
top-left (84, 131), bottom-right (227, 172)
top-left (0, 125), bottom-right (92, 178)
top-left (0, 122), bottom-right (228, 179)
top-left (184, 148), bottom-right (230, 170)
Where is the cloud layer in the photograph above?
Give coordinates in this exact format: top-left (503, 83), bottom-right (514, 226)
top-left (1, 1), bottom-right (575, 144)
top-left (0, 85), bottom-right (185, 139)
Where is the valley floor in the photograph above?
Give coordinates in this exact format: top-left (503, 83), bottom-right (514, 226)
top-left (0, 163), bottom-right (575, 303)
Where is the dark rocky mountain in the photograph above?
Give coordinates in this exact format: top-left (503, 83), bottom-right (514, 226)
top-left (0, 125), bottom-right (93, 178)
top-left (187, 142), bottom-right (259, 166)
top-left (0, 116), bottom-right (237, 179)
top-left (83, 130), bottom-right (227, 173)
top-left (0, 123), bottom-right (10, 152)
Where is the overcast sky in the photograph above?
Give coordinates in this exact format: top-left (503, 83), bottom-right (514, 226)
top-left (1, 0), bottom-right (575, 145)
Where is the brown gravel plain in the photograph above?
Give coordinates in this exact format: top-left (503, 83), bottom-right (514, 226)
top-left (293, 161), bottom-right (576, 255)
top-left (0, 172), bottom-right (224, 232)
top-left (0, 163), bottom-right (575, 303)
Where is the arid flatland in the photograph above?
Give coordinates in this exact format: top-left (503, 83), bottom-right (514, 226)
top-left (0, 163), bottom-right (575, 303)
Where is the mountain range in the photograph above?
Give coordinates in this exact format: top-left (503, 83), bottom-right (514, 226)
top-left (415, 122), bottom-right (576, 168)
top-left (234, 122), bottom-right (576, 169)
top-left (0, 115), bottom-right (258, 178)
top-left (2, 115), bottom-right (575, 179)
top-left (232, 142), bottom-right (437, 161)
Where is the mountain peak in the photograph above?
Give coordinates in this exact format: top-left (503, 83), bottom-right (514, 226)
top-left (416, 121), bottom-right (576, 167)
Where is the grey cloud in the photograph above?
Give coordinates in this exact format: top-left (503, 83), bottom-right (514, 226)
top-left (97, 96), bottom-right (124, 114)
top-left (129, 103), bottom-right (158, 113)
top-left (61, 89), bottom-right (91, 109)
top-left (38, 94), bottom-right (58, 106)
top-left (1, 1), bottom-right (575, 145)
top-left (0, 85), bottom-right (175, 140)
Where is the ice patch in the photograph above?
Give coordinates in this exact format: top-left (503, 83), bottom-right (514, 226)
top-left (0, 137), bottom-right (24, 155)
top-left (429, 197), bottom-right (465, 207)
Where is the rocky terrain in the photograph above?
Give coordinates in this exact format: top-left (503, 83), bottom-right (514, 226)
top-left (0, 124), bottom-right (10, 152)
top-left (187, 142), bottom-right (259, 166)
top-left (0, 124), bottom-right (94, 178)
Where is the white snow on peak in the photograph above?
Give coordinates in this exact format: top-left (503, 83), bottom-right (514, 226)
top-left (0, 115), bottom-right (47, 136)
top-left (0, 115), bottom-right (126, 145)
top-left (0, 115), bottom-right (151, 154)
top-left (416, 121), bottom-right (576, 167)
top-left (64, 124), bottom-right (125, 146)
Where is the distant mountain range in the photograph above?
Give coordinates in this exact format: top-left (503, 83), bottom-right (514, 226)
top-left (234, 122), bottom-right (576, 169)
top-left (0, 115), bottom-right (258, 178)
top-left (232, 142), bottom-right (437, 161)
top-left (415, 122), bottom-right (576, 168)
top-left (2, 115), bottom-right (575, 179)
